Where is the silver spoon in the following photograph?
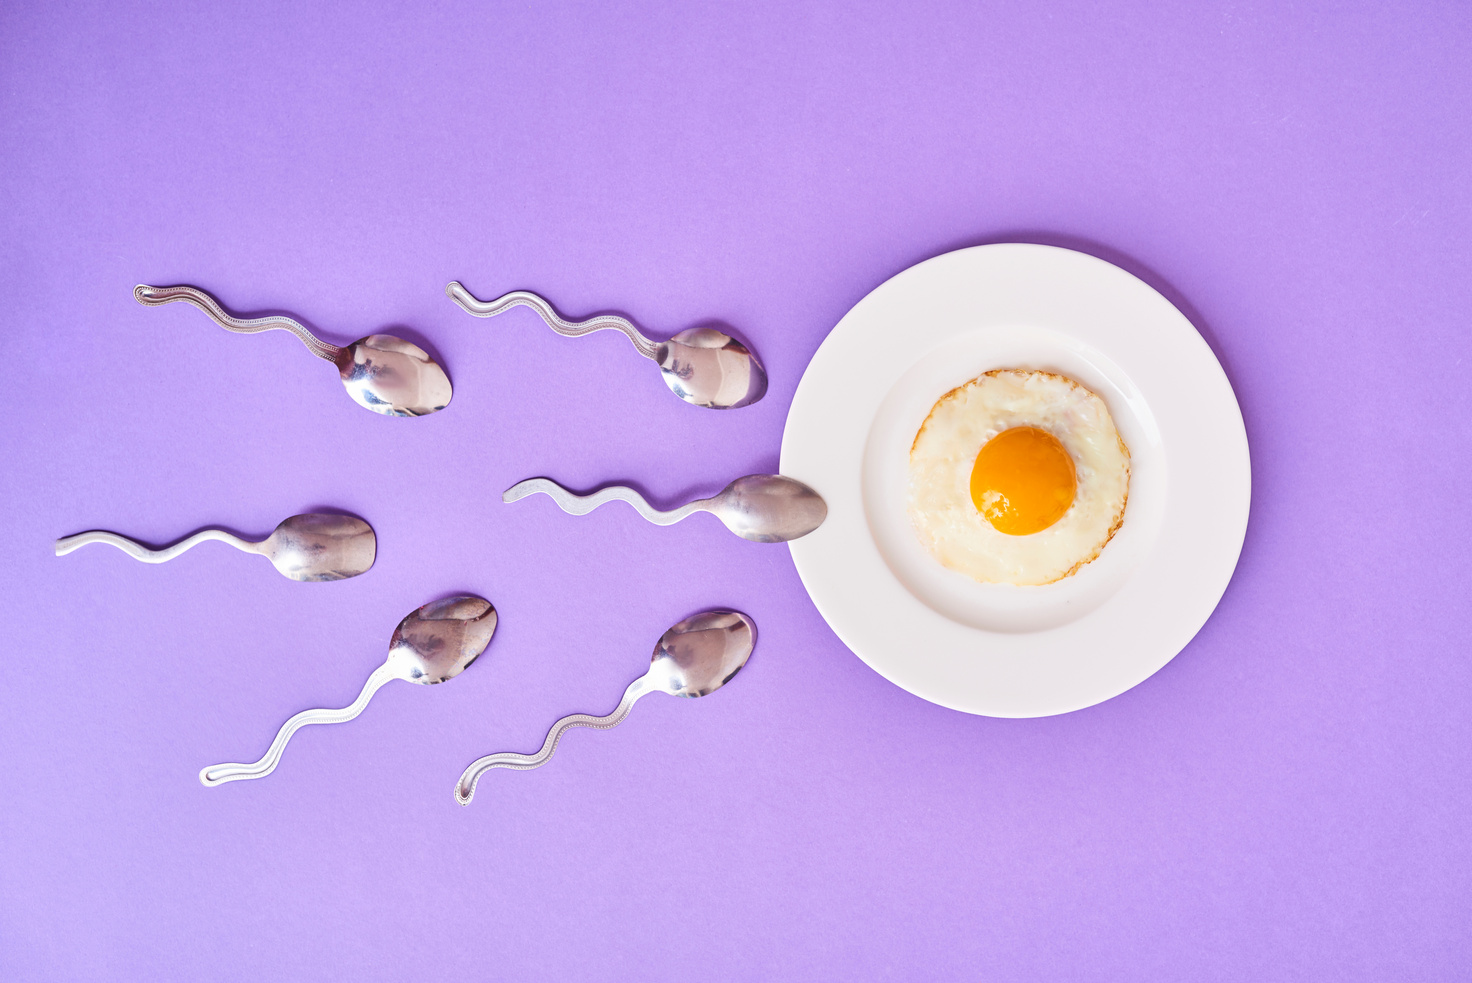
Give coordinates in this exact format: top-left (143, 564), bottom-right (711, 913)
top-left (135, 284), bottom-right (452, 416)
top-left (455, 609), bottom-right (753, 805)
top-left (201, 595), bottom-right (497, 786)
top-left (445, 282), bottom-right (766, 409)
top-left (54, 512), bottom-right (376, 582)
top-left (504, 474), bottom-right (826, 543)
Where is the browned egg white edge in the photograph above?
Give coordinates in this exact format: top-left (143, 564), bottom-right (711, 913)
top-left (909, 368), bottom-right (1132, 585)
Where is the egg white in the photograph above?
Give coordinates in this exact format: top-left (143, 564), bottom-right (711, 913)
top-left (907, 369), bottom-right (1130, 586)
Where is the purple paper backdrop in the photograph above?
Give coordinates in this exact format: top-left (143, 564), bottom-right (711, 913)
top-left (3, 1), bottom-right (1469, 979)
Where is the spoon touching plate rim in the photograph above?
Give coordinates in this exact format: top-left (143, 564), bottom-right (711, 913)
top-left (504, 475), bottom-right (826, 543)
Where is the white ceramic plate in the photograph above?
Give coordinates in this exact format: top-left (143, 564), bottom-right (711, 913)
top-left (781, 244), bottom-right (1249, 717)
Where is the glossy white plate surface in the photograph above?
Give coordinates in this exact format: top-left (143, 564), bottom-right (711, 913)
top-left (781, 244), bottom-right (1249, 716)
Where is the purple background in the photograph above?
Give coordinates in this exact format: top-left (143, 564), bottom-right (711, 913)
top-left (3, 2), bottom-right (1469, 979)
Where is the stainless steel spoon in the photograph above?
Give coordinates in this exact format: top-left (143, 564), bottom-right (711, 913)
top-left (54, 512), bottom-right (375, 582)
top-left (455, 609), bottom-right (753, 805)
top-left (201, 595), bottom-right (496, 786)
top-left (445, 282), bottom-right (766, 409)
top-left (135, 284), bottom-right (452, 416)
top-left (504, 474), bottom-right (826, 543)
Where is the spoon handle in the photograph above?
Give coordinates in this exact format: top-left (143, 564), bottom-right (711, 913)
top-left (55, 528), bottom-right (258, 562)
top-left (504, 478), bottom-right (708, 526)
top-left (134, 284), bottom-right (344, 363)
top-left (200, 664), bottom-right (395, 786)
top-left (455, 675), bottom-right (655, 805)
top-left (445, 282), bottom-right (660, 361)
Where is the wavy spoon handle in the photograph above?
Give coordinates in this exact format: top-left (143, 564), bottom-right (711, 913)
top-left (55, 528), bottom-right (258, 562)
top-left (445, 282), bottom-right (659, 360)
top-left (200, 664), bottom-right (395, 786)
top-left (135, 284), bottom-right (344, 362)
top-left (455, 675), bottom-right (655, 805)
top-left (504, 478), bottom-right (709, 526)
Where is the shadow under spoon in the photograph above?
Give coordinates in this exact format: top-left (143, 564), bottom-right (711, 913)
top-left (455, 609), bottom-right (754, 805)
top-left (201, 595), bottom-right (497, 787)
top-left (446, 282), bottom-right (766, 409)
top-left (505, 475), bottom-right (826, 543)
top-left (55, 512), bottom-right (376, 582)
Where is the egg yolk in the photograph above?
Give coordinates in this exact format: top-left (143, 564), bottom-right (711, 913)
top-left (969, 426), bottom-right (1077, 535)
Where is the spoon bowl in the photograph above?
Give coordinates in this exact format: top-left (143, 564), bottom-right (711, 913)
top-left (335, 334), bottom-right (454, 417)
top-left (656, 327), bottom-right (768, 410)
top-left (386, 594), bottom-right (498, 683)
top-left (645, 609), bottom-right (757, 696)
top-left (259, 513), bottom-right (376, 581)
top-left (704, 474), bottom-right (827, 543)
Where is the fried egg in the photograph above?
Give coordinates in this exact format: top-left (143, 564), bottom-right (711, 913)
top-left (907, 369), bottom-right (1130, 586)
